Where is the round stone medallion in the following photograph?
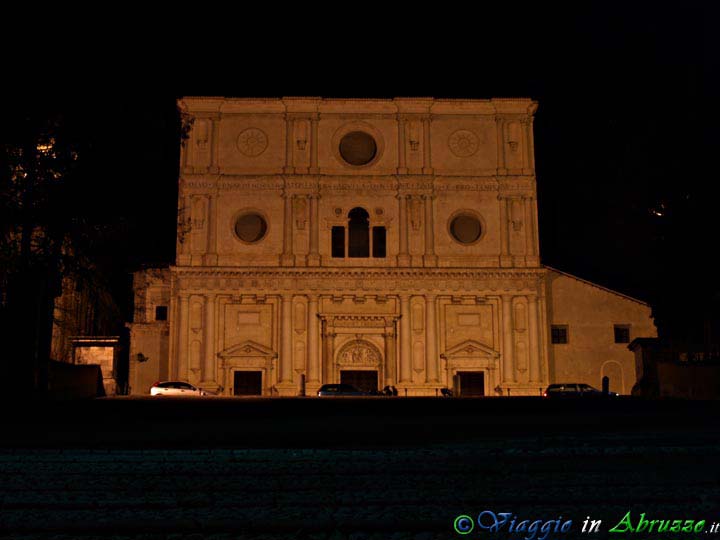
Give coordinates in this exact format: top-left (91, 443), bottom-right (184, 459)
top-left (448, 129), bottom-right (479, 157)
top-left (237, 128), bottom-right (268, 157)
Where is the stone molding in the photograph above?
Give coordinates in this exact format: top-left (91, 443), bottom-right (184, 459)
top-left (169, 267), bottom-right (546, 294)
top-left (179, 97), bottom-right (539, 117)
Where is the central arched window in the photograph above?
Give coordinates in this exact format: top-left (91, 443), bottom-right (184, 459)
top-left (331, 207), bottom-right (386, 259)
top-left (348, 207), bottom-right (369, 257)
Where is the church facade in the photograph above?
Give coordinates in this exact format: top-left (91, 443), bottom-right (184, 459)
top-left (128, 97), bottom-right (656, 397)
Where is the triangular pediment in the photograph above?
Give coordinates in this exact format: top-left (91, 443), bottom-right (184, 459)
top-left (219, 340), bottom-right (277, 359)
top-left (444, 339), bottom-right (500, 359)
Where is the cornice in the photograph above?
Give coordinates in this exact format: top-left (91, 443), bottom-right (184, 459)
top-left (172, 267), bottom-right (546, 282)
top-left (179, 97), bottom-right (538, 117)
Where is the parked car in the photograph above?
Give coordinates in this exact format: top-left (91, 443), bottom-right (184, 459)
top-left (543, 383), bottom-right (618, 397)
top-left (150, 381), bottom-right (207, 396)
top-left (317, 383), bottom-right (366, 397)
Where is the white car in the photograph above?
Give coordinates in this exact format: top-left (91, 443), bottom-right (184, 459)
top-left (150, 381), bottom-right (207, 396)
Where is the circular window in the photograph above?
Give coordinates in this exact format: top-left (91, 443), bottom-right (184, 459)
top-left (234, 213), bottom-right (267, 243)
top-left (449, 213), bottom-right (482, 244)
top-left (339, 131), bottom-right (377, 166)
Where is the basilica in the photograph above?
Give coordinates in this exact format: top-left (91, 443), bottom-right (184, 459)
top-left (128, 97), bottom-right (655, 397)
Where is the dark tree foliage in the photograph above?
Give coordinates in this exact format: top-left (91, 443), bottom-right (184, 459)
top-left (0, 97), bottom-right (182, 395)
top-left (0, 104), bottom-right (95, 393)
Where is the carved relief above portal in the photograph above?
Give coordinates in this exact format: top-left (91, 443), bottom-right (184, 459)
top-left (336, 339), bottom-right (382, 366)
top-left (237, 128), bottom-right (268, 157)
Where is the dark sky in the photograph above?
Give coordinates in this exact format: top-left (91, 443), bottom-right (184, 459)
top-left (5, 4), bottom-right (715, 336)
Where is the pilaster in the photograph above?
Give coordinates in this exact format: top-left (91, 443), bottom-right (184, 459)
top-left (280, 191), bottom-right (295, 266)
top-left (397, 194), bottom-right (411, 266)
top-left (384, 320), bottom-right (397, 386)
top-left (501, 294), bottom-right (515, 384)
top-left (177, 294), bottom-right (189, 381)
top-left (279, 293), bottom-right (293, 385)
top-left (496, 115), bottom-right (507, 175)
top-left (499, 195), bottom-right (512, 267)
top-left (283, 114), bottom-right (294, 174)
top-left (209, 115), bottom-right (220, 174)
top-left (322, 317), bottom-right (335, 384)
top-left (309, 114), bottom-right (319, 174)
top-left (528, 294), bottom-right (540, 384)
top-left (307, 194), bottom-right (321, 266)
top-left (200, 294), bottom-right (218, 389)
top-left (307, 295), bottom-right (320, 383)
top-left (422, 194), bottom-right (437, 267)
top-left (422, 116), bottom-right (433, 175)
top-left (399, 294), bottom-right (412, 383)
top-left (397, 115), bottom-right (408, 174)
top-left (425, 294), bottom-right (439, 383)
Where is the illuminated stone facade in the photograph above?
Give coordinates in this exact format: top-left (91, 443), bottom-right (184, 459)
top-left (128, 97), bottom-right (656, 396)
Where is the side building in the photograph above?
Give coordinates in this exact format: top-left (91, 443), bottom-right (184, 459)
top-left (128, 97), bottom-right (656, 397)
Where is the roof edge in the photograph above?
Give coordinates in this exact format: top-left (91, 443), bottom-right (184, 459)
top-left (543, 265), bottom-right (650, 306)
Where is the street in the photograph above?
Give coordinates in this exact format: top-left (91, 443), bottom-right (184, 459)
top-left (1, 397), bottom-right (718, 539)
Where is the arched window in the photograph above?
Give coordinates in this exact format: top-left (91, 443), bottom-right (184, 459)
top-left (331, 207), bottom-right (386, 259)
top-left (348, 207), bottom-right (370, 257)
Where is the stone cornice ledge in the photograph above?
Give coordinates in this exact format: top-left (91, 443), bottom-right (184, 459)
top-left (172, 267), bottom-right (546, 280)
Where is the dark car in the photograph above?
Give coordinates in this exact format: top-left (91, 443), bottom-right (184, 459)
top-left (317, 383), bottom-right (366, 397)
top-left (543, 383), bottom-right (618, 397)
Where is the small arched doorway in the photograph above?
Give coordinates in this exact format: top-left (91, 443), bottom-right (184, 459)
top-left (601, 360), bottom-right (625, 394)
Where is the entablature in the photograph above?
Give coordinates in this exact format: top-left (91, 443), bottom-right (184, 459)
top-left (170, 266), bottom-right (547, 295)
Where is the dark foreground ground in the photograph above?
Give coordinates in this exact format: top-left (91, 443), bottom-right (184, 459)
top-left (1, 397), bottom-right (719, 539)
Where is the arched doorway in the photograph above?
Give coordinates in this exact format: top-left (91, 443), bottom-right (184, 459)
top-left (335, 338), bottom-right (382, 393)
top-left (601, 360), bottom-right (625, 394)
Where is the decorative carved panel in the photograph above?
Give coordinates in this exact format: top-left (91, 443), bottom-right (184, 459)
top-left (514, 302), bottom-right (527, 332)
top-left (190, 340), bottom-right (201, 372)
top-left (336, 339), bottom-right (382, 366)
top-left (190, 301), bottom-right (203, 331)
top-left (294, 341), bottom-right (305, 371)
top-left (412, 301), bottom-right (424, 334)
top-left (294, 301), bottom-right (306, 334)
top-left (445, 304), bottom-right (494, 351)
top-left (413, 341), bottom-right (424, 372)
top-left (224, 303), bottom-right (274, 351)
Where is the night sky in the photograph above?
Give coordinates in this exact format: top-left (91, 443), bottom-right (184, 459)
top-left (5, 4), bottom-right (715, 337)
